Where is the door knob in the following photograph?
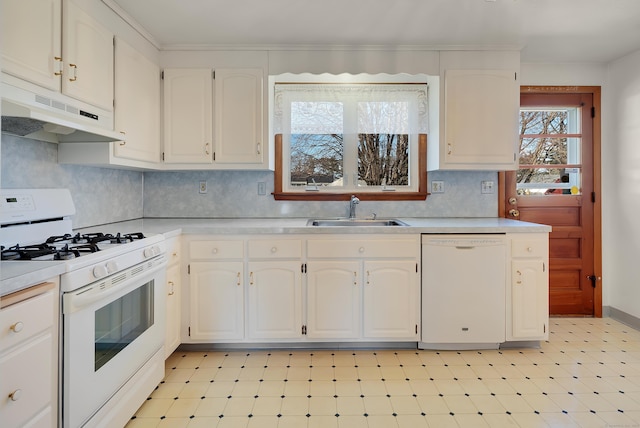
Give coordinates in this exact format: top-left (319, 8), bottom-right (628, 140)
top-left (509, 209), bottom-right (520, 218)
top-left (508, 197), bottom-right (517, 205)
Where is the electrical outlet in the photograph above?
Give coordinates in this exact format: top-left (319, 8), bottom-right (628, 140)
top-left (481, 180), bottom-right (495, 194)
top-left (431, 181), bottom-right (444, 193)
top-left (199, 181), bottom-right (207, 194)
top-left (257, 181), bottom-right (266, 195)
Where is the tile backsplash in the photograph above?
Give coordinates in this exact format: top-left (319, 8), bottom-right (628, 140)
top-left (1, 136), bottom-right (498, 228)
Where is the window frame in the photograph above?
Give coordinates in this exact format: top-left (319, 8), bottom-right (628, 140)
top-left (271, 75), bottom-right (429, 201)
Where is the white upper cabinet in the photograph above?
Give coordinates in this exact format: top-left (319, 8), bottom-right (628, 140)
top-left (214, 68), bottom-right (264, 165)
top-left (61, 0), bottom-right (113, 111)
top-left (428, 51), bottom-right (520, 171)
top-left (162, 67), bottom-right (267, 168)
top-left (163, 68), bottom-right (214, 164)
top-left (113, 38), bottom-right (160, 163)
top-left (1, 0), bottom-right (62, 91)
top-left (1, 0), bottom-right (114, 112)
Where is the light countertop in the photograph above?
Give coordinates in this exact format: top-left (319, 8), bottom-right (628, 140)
top-left (77, 216), bottom-right (552, 236)
top-left (2, 217), bottom-right (551, 297)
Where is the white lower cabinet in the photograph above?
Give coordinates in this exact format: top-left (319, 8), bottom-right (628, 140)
top-left (507, 234), bottom-right (549, 341)
top-left (0, 281), bottom-right (58, 428)
top-left (306, 236), bottom-right (420, 342)
top-left (306, 261), bottom-right (361, 339)
top-left (247, 261), bottom-right (302, 339)
top-left (165, 236), bottom-right (182, 357)
top-left (189, 261), bottom-right (244, 340)
top-left (363, 260), bottom-right (419, 339)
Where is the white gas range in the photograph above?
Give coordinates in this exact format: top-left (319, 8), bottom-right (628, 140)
top-left (1, 188), bottom-right (167, 428)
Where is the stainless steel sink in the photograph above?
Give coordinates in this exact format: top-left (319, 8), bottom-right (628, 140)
top-left (307, 218), bottom-right (408, 227)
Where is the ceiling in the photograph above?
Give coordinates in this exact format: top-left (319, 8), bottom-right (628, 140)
top-left (109, 0), bottom-right (640, 63)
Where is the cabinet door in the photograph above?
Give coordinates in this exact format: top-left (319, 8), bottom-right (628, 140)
top-left (443, 69), bottom-right (518, 169)
top-left (363, 260), bottom-right (419, 339)
top-left (1, 0), bottom-right (62, 91)
top-left (306, 261), bottom-right (360, 339)
top-left (113, 38), bottom-right (160, 163)
top-left (247, 261), bottom-right (302, 339)
top-left (214, 68), bottom-right (264, 165)
top-left (165, 263), bottom-right (181, 357)
top-left (189, 262), bottom-right (243, 340)
top-left (163, 68), bottom-right (214, 163)
top-left (62, 0), bottom-right (114, 111)
top-left (510, 259), bottom-right (548, 340)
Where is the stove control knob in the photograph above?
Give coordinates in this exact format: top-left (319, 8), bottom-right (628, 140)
top-left (93, 264), bottom-right (108, 279)
top-left (106, 261), bottom-right (118, 274)
top-left (144, 245), bottom-right (160, 258)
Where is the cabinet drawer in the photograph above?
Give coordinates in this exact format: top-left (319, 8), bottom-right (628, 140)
top-left (308, 238), bottom-right (417, 259)
top-left (190, 240), bottom-right (244, 260)
top-left (0, 333), bottom-right (53, 428)
top-left (248, 239), bottom-right (302, 259)
top-left (166, 237), bottom-right (181, 265)
top-left (511, 239), bottom-right (547, 258)
top-left (0, 291), bottom-right (53, 353)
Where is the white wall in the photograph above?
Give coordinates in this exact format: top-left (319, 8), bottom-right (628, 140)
top-left (602, 50), bottom-right (640, 319)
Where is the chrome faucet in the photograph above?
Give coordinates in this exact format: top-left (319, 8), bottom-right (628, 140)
top-left (348, 195), bottom-right (360, 219)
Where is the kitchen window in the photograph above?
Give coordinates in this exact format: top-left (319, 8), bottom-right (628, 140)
top-left (272, 75), bottom-right (429, 200)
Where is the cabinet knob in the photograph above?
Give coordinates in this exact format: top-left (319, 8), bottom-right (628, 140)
top-left (359, 247), bottom-right (365, 253)
top-left (271, 246), bottom-right (277, 253)
top-left (212, 248), bottom-right (218, 254)
top-left (10, 322), bottom-right (24, 333)
top-left (527, 247), bottom-right (533, 252)
top-left (9, 389), bottom-right (22, 401)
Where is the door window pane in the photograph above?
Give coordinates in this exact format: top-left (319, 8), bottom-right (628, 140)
top-left (517, 108), bottom-right (582, 195)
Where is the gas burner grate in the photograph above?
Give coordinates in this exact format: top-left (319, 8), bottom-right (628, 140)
top-left (1, 243), bottom-right (58, 261)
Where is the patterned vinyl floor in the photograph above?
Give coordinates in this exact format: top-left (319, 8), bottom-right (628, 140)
top-left (126, 317), bottom-right (640, 428)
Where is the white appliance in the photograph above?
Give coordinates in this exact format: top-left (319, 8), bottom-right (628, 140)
top-left (0, 189), bottom-right (166, 428)
top-left (419, 234), bottom-right (506, 350)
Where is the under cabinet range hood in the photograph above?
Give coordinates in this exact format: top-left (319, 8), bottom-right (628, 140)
top-left (1, 77), bottom-right (123, 143)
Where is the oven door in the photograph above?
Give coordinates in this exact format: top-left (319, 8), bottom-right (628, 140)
top-left (62, 256), bottom-right (166, 428)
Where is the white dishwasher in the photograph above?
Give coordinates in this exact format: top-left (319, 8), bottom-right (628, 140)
top-left (419, 234), bottom-right (506, 350)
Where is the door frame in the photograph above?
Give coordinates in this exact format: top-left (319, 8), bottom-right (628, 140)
top-left (498, 85), bottom-right (602, 317)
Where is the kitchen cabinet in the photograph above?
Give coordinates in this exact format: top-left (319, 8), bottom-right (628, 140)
top-left (507, 233), bottom-right (549, 341)
top-left (247, 239), bottom-right (303, 340)
top-left (427, 51), bottom-right (520, 171)
top-left (188, 240), bottom-right (245, 340)
top-left (438, 69), bottom-right (518, 170)
top-left (1, 0), bottom-right (114, 111)
top-left (0, 280), bottom-right (58, 428)
top-left (306, 261), bottom-right (361, 339)
top-left (306, 236), bottom-right (420, 341)
top-left (165, 236), bottom-right (181, 357)
top-left (189, 262), bottom-right (244, 340)
top-left (213, 68), bottom-right (264, 165)
top-left (113, 37), bottom-right (161, 163)
top-left (163, 68), bottom-right (214, 164)
top-left (162, 67), bottom-right (267, 168)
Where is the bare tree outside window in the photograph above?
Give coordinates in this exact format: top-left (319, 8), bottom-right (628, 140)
top-left (517, 108), bottom-right (580, 195)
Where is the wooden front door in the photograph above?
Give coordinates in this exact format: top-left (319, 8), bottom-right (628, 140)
top-left (503, 87), bottom-right (601, 316)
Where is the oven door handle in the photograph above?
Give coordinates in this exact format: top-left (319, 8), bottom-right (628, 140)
top-left (64, 260), bottom-right (166, 312)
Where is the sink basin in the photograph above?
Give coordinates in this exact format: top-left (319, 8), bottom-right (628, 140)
top-left (307, 218), bottom-right (408, 227)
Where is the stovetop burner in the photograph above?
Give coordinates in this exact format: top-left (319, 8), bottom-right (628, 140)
top-left (2, 231), bottom-right (146, 261)
top-left (1, 243), bottom-right (58, 261)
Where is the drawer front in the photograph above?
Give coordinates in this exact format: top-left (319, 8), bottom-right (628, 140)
top-left (248, 239), bottom-right (302, 259)
top-left (511, 239), bottom-right (547, 258)
top-left (0, 291), bottom-right (53, 353)
top-left (0, 333), bottom-right (53, 428)
top-left (166, 236), bottom-right (181, 265)
top-left (308, 238), bottom-right (418, 259)
top-left (190, 240), bottom-right (244, 260)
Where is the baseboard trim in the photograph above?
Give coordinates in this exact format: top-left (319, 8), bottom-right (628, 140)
top-left (605, 306), bottom-right (640, 331)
